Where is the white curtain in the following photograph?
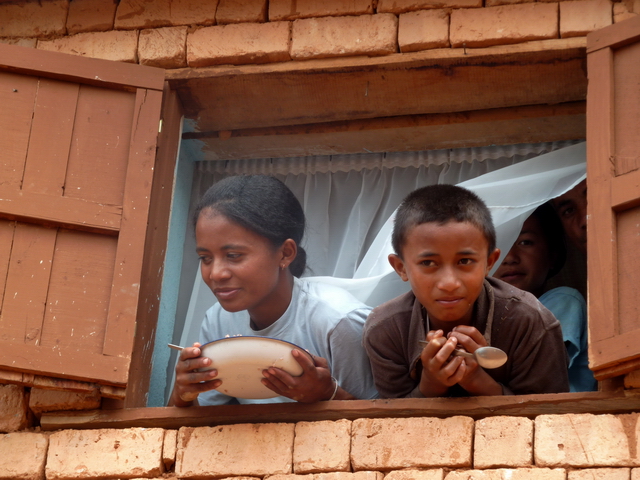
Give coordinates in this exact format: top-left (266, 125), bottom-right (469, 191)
top-left (176, 140), bottom-right (585, 362)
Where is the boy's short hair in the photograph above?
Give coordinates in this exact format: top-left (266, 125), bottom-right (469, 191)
top-left (392, 184), bottom-right (497, 257)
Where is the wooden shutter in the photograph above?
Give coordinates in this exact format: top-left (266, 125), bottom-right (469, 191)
top-left (0, 44), bottom-right (166, 392)
top-left (586, 16), bottom-right (640, 380)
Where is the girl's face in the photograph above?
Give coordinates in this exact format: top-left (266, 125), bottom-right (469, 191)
top-left (493, 215), bottom-right (552, 297)
top-left (195, 209), bottom-right (295, 329)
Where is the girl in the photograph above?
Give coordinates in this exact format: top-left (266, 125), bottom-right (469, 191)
top-left (493, 202), bottom-right (596, 392)
top-left (170, 175), bottom-right (378, 406)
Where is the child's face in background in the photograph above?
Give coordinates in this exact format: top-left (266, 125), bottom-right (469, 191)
top-left (389, 220), bottom-right (500, 332)
top-left (493, 215), bottom-right (552, 297)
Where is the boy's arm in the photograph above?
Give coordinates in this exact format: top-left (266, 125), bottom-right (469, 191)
top-left (364, 321), bottom-right (423, 398)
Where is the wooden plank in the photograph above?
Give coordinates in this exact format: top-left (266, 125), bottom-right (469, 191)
top-left (65, 85), bottom-right (136, 206)
top-left (587, 14), bottom-right (640, 53)
top-left (590, 329), bottom-right (640, 371)
top-left (611, 169), bottom-right (640, 210)
top-left (23, 79), bottom-right (79, 196)
top-left (0, 72), bottom-right (37, 189)
top-left (0, 188), bottom-right (122, 232)
top-left (168, 38), bottom-right (587, 132)
top-left (587, 47), bottom-right (618, 355)
top-left (32, 376), bottom-right (98, 393)
top-left (0, 343), bottom-right (129, 385)
top-left (0, 43), bottom-right (165, 92)
top-left (187, 103), bottom-right (586, 161)
top-left (613, 41), bottom-right (640, 177)
top-left (124, 84), bottom-right (183, 408)
top-left (0, 220), bottom-right (16, 309)
top-left (40, 230), bottom-right (116, 354)
top-left (101, 385), bottom-right (127, 400)
top-left (39, 390), bottom-right (640, 431)
top-left (0, 223), bottom-right (56, 345)
top-left (103, 88), bottom-right (163, 360)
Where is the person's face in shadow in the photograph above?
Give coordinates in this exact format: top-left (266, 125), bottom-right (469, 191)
top-left (493, 215), bottom-right (552, 298)
top-left (552, 179), bottom-right (587, 255)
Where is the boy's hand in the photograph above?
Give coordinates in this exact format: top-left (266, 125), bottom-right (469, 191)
top-left (418, 330), bottom-right (467, 397)
top-left (419, 328), bottom-right (503, 397)
top-left (446, 326), bottom-right (503, 396)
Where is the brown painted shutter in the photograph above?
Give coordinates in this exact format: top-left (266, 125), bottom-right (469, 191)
top-left (0, 44), bottom-right (165, 391)
top-left (586, 16), bottom-right (640, 380)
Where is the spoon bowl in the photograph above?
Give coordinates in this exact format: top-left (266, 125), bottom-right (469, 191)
top-left (452, 346), bottom-right (507, 369)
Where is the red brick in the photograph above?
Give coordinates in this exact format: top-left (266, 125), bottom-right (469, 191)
top-left (139, 26), bottom-right (187, 68)
top-left (187, 21), bottom-right (291, 67)
top-left (37, 30), bottom-right (139, 63)
top-left (486, 0), bottom-right (535, 7)
top-left (0, 38), bottom-right (37, 48)
top-left (291, 14), bottom-right (398, 60)
top-left (67, 0), bottom-right (117, 34)
top-left (614, 3), bottom-right (639, 23)
top-left (351, 417), bottom-right (473, 470)
top-left (450, 3), bottom-right (558, 48)
top-left (115, 0), bottom-right (219, 29)
top-left (445, 468), bottom-right (566, 480)
top-left (294, 419), bottom-right (351, 473)
top-left (535, 414), bottom-right (640, 467)
top-left (385, 470), bottom-right (444, 480)
top-left (270, 0), bottom-right (374, 21)
top-left (46, 428), bottom-right (164, 479)
top-left (560, 0), bottom-right (613, 38)
top-left (216, 0), bottom-right (268, 24)
top-left (474, 417), bottom-right (533, 468)
top-left (29, 388), bottom-right (101, 416)
top-left (398, 9), bottom-right (449, 53)
top-left (0, 384), bottom-right (29, 433)
top-left (568, 468), bottom-right (631, 480)
top-left (0, 0), bottom-right (68, 38)
top-left (176, 424), bottom-right (295, 478)
top-left (163, 429), bottom-right (177, 470)
top-left (0, 432), bottom-right (48, 480)
top-left (377, 0), bottom-right (481, 14)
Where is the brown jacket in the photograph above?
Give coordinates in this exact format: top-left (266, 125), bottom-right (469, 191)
top-left (363, 277), bottom-right (570, 397)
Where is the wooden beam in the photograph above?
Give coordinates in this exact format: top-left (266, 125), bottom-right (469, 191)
top-left (167, 38), bottom-right (587, 132)
top-left (40, 389), bottom-right (640, 431)
top-left (0, 188), bottom-right (121, 233)
top-left (183, 102), bottom-right (586, 161)
top-left (0, 42), bottom-right (165, 91)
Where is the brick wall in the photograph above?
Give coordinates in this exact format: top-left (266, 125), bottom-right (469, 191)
top-left (0, 0), bottom-right (637, 68)
top-left (3, 412), bottom-right (640, 479)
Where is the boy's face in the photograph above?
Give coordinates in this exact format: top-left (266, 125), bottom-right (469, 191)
top-left (389, 220), bottom-right (500, 331)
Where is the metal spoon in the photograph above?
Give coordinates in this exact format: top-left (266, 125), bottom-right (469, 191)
top-left (418, 340), bottom-right (507, 369)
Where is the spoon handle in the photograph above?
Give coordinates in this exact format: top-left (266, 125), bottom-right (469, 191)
top-left (418, 340), bottom-right (474, 358)
top-left (451, 349), bottom-right (474, 359)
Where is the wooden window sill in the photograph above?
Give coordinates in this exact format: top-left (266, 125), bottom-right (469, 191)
top-left (40, 389), bottom-right (640, 431)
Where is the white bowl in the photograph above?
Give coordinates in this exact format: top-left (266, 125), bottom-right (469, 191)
top-left (200, 336), bottom-right (312, 399)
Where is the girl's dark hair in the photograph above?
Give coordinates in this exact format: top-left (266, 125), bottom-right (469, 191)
top-left (193, 175), bottom-right (307, 277)
top-left (529, 202), bottom-right (567, 280)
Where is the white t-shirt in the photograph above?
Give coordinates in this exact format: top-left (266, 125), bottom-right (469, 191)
top-left (198, 277), bottom-right (379, 405)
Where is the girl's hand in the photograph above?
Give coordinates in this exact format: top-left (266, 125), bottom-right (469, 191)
top-left (169, 342), bottom-right (221, 407)
top-left (261, 350), bottom-right (346, 402)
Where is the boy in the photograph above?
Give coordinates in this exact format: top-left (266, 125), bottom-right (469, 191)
top-left (363, 184), bottom-right (569, 397)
